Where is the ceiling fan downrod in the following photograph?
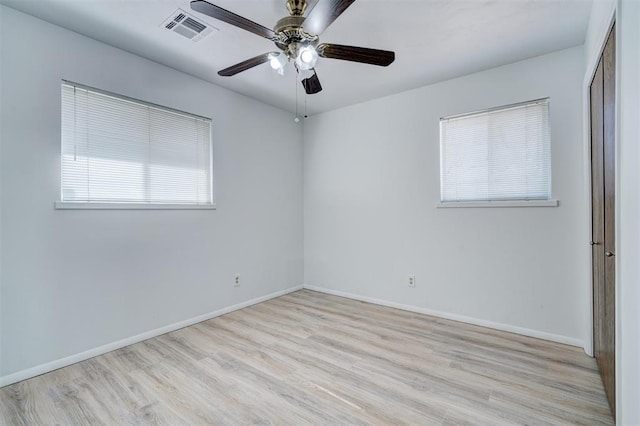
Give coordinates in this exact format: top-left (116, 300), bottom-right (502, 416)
top-left (286, 0), bottom-right (307, 16)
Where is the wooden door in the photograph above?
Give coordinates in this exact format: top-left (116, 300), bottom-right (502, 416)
top-left (590, 24), bottom-right (616, 420)
top-left (590, 53), bottom-right (605, 381)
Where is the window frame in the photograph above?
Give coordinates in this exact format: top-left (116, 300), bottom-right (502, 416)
top-left (56, 80), bottom-right (215, 210)
top-left (437, 98), bottom-right (558, 208)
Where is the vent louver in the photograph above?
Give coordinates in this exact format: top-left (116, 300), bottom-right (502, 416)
top-left (161, 9), bottom-right (217, 42)
top-left (183, 17), bottom-right (206, 33)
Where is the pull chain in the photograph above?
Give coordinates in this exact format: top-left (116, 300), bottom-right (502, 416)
top-left (294, 72), bottom-right (300, 122)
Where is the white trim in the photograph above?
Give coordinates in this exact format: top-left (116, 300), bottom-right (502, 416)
top-left (304, 285), bottom-right (584, 348)
top-left (0, 285), bottom-right (303, 387)
top-left (582, 63), bottom-right (595, 358)
top-left (54, 202), bottom-right (216, 210)
top-left (436, 199), bottom-right (558, 208)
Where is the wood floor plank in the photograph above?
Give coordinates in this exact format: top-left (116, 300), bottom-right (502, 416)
top-left (0, 289), bottom-right (613, 425)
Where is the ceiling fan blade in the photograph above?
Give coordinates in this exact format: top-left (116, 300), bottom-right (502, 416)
top-left (301, 69), bottom-right (323, 94)
top-left (317, 43), bottom-right (395, 66)
top-left (218, 52), bottom-right (279, 77)
top-left (191, 0), bottom-right (276, 40)
top-left (303, 0), bottom-right (355, 35)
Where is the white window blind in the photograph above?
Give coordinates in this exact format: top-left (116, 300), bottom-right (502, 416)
top-left (61, 82), bottom-right (212, 205)
top-left (439, 99), bottom-right (551, 203)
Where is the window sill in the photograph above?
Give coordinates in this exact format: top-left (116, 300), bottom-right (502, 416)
top-left (436, 200), bottom-right (559, 208)
top-left (54, 202), bottom-right (216, 210)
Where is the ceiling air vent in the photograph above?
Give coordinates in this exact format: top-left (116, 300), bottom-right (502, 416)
top-left (161, 9), bottom-right (217, 42)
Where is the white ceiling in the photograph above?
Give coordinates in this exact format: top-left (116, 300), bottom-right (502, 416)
top-left (1, 0), bottom-right (592, 115)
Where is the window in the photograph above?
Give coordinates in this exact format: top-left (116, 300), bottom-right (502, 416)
top-left (439, 99), bottom-right (552, 205)
top-left (59, 82), bottom-right (213, 208)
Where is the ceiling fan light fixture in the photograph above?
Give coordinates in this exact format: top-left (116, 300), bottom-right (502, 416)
top-left (296, 45), bottom-right (318, 70)
top-left (269, 52), bottom-right (287, 75)
top-left (301, 48), bottom-right (315, 64)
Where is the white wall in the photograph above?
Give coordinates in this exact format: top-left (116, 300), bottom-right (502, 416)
top-left (0, 6), bottom-right (303, 381)
top-left (304, 46), bottom-right (586, 345)
top-left (617, 0), bottom-right (640, 423)
top-left (0, 4), bottom-right (4, 378)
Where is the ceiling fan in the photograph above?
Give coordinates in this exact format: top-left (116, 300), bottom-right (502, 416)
top-left (190, 0), bottom-right (395, 95)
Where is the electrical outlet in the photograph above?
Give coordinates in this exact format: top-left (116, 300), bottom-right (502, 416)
top-left (408, 275), bottom-right (415, 288)
top-left (234, 274), bottom-right (240, 287)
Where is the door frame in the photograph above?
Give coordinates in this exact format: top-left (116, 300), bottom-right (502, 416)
top-left (582, 3), bottom-right (618, 417)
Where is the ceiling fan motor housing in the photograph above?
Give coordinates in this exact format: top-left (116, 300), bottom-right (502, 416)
top-left (274, 15), bottom-right (318, 57)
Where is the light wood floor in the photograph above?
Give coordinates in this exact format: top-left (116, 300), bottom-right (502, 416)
top-left (1, 290), bottom-right (613, 425)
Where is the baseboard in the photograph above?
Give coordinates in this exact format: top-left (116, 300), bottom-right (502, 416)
top-left (0, 285), bottom-right (304, 388)
top-left (304, 285), bottom-right (583, 348)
